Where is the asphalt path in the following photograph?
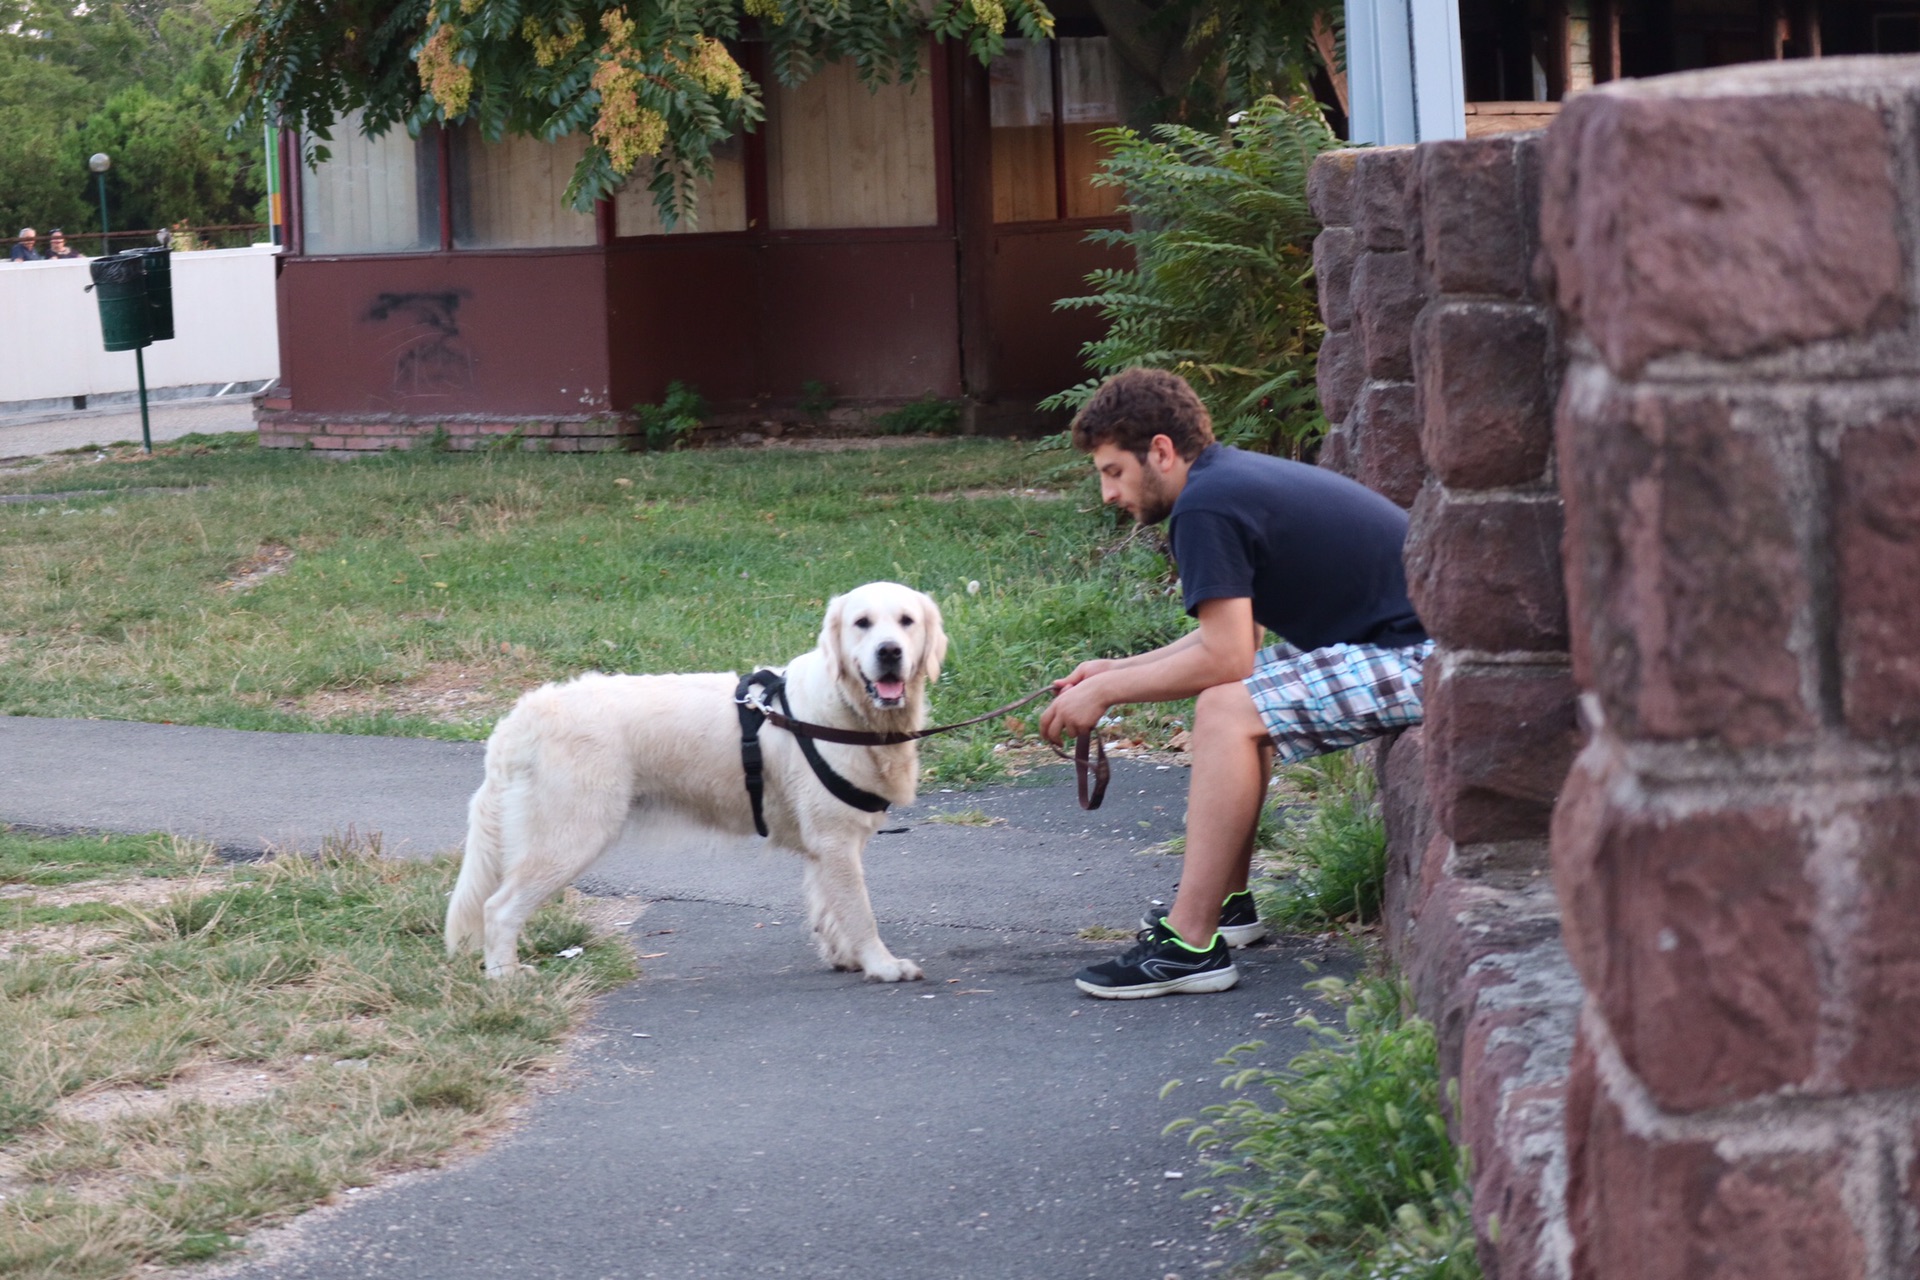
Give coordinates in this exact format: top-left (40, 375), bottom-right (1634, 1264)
top-left (0, 717), bottom-right (1350, 1279)
top-left (0, 395), bottom-right (256, 460)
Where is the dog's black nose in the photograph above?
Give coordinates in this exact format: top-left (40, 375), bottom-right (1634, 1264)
top-left (876, 641), bottom-right (902, 667)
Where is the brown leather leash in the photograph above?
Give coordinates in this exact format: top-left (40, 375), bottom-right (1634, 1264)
top-left (740, 682), bottom-right (1110, 810)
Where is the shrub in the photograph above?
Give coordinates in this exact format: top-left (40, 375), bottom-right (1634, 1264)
top-left (633, 381), bottom-right (707, 451)
top-left (1168, 977), bottom-right (1481, 1280)
top-left (1039, 96), bottom-right (1340, 457)
top-left (874, 395), bottom-right (963, 436)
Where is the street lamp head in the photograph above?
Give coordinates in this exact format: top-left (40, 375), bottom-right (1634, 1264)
top-left (88, 153), bottom-right (111, 173)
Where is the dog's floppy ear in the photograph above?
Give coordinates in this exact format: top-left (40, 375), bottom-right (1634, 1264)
top-left (818, 592), bottom-right (849, 673)
top-left (920, 593), bottom-right (949, 685)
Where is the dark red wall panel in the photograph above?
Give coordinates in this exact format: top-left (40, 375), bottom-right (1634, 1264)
top-left (278, 252), bottom-right (611, 417)
top-left (985, 222), bottom-right (1126, 398)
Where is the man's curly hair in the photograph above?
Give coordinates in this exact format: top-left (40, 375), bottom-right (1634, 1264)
top-left (1068, 368), bottom-right (1215, 461)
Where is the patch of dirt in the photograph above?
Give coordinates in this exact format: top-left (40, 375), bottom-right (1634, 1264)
top-left (54, 1060), bottom-right (300, 1126)
top-left (220, 543), bottom-right (295, 592)
top-left (285, 657), bottom-right (542, 725)
top-left (1, 877), bottom-right (200, 909)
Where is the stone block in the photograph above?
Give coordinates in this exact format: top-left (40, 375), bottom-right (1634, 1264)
top-left (1404, 486), bottom-right (1567, 654)
top-left (1567, 1066), bottom-right (1865, 1280)
top-left (1406, 135), bottom-right (1533, 299)
top-left (1557, 382), bottom-right (1814, 746)
top-left (1380, 726), bottom-right (1430, 963)
top-left (1316, 423), bottom-right (1355, 477)
top-left (1839, 790), bottom-right (1920, 1090)
top-left (1352, 250), bottom-right (1424, 382)
top-left (1832, 418), bottom-right (1920, 742)
top-left (1415, 301), bottom-right (1554, 490)
top-left (1308, 149), bottom-right (1361, 228)
top-left (1551, 747), bottom-right (1819, 1110)
top-left (1542, 87), bottom-right (1904, 377)
top-left (1423, 663), bottom-right (1577, 844)
top-left (1313, 227), bottom-right (1359, 332)
top-left (1353, 146), bottom-right (1416, 251)
top-left (1457, 938), bottom-right (1579, 1280)
top-left (1315, 330), bottom-right (1363, 425)
top-left (1407, 873), bottom-right (1563, 1091)
top-left (1354, 381), bottom-right (1423, 508)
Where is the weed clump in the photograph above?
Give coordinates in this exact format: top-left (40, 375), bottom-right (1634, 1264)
top-left (1260, 750), bottom-right (1387, 929)
top-left (1168, 977), bottom-right (1480, 1280)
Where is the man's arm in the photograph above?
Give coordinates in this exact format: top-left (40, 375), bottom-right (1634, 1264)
top-left (1039, 597), bottom-right (1258, 744)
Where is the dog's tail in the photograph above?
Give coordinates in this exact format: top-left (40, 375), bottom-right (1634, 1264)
top-left (446, 719), bottom-right (529, 956)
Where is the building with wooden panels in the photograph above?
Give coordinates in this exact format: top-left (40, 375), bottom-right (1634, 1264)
top-left (258, 33), bottom-right (1131, 452)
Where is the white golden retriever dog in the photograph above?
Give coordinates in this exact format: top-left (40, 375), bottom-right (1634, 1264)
top-left (447, 581), bottom-right (947, 982)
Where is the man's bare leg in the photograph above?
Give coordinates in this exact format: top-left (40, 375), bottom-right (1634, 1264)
top-left (1167, 680), bottom-right (1275, 946)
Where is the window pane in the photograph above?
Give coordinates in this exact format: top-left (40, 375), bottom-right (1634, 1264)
top-left (989, 39), bottom-right (1056, 223)
top-left (765, 57), bottom-right (938, 230)
top-left (615, 134), bottom-right (750, 236)
top-left (1060, 38), bottom-right (1123, 219)
top-left (450, 126), bottom-right (596, 249)
top-left (302, 111), bottom-right (440, 254)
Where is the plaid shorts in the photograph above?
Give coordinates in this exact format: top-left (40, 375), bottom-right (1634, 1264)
top-left (1244, 639), bottom-right (1435, 765)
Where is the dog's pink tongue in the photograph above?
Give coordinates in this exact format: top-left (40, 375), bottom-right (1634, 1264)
top-left (876, 678), bottom-right (906, 701)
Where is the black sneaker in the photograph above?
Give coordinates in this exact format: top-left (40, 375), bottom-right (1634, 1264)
top-left (1075, 920), bottom-right (1239, 999)
top-left (1141, 889), bottom-right (1268, 948)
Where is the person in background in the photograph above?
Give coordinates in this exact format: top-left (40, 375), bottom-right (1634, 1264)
top-left (44, 229), bottom-right (82, 259)
top-left (8, 228), bottom-right (40, 261)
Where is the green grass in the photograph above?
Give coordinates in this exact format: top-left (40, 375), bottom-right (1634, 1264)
top-left (1167, 976), bottom-right (1480, 1280)
top-left (0, 826), bottom-right (634, 1279)
top-left (0, 434), bottom-right (1188, 783)
top-left (1258, 750), bottom-right (1388, 929)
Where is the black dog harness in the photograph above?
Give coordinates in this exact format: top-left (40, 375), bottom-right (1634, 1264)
top-left (735, 669), bottom-right (891, 837)
top-left (733, 669), bottom-right (1110, 838)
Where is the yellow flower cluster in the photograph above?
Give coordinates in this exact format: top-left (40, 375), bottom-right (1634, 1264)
top-left (592, 12), bottom-right (667, 174)
top-left (741, 0), bottom-right (785, 24)
top-left (682, 36), bottom-right (744, 99)
top-left (970, 0), bottom-right (1006, 34)
top-left (416, 23), bottom-right (473, 117)
top-left (522, 14), bottom-right (586, 67)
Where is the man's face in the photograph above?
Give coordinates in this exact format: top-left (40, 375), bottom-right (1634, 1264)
top-left (19, 233), bottom-right (34, 250)
top-left (48, 234), bottom-right (63, 253)
top-left (1091, 441), bottom-right (1177, 526)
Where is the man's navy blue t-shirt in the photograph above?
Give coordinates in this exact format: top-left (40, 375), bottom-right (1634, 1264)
top-left (1168, 444), bottom-right (1426, 651)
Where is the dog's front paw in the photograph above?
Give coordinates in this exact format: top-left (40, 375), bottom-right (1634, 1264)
top-left (862, 955), bottom-right (923, 983)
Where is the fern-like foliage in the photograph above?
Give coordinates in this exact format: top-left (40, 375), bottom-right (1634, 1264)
top-left (1039, 96), bottom-right (1340, 457)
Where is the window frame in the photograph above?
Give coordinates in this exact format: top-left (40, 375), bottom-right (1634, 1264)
top-left (987, 36), bottom-right (1122, 229)
top-left (287, 44), bottom-right (962, 258)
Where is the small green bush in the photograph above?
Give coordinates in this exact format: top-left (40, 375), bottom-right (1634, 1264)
top-left (1039, 96), bottom-right (1340, 457)
top-left (873, 395), bottom-right (963, 436)
top-left (1168, 977), bottom-right (1481, 1280)
top-left (1262, 749), bottom-right (1388, 928)
top-left (634, 381), bottom-right (707, 451)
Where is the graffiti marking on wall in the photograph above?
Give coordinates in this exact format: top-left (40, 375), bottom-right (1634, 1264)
top-left (366, 291), bottom-right (477, 396)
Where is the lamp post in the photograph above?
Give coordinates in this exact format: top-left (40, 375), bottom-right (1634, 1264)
top-left (88, 153), bottom-right (110, 256)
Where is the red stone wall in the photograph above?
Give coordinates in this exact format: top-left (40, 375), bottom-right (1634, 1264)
top-left (1545, 59), bottom-right (1920, 1279)
top-left (1313, 135), bottom-right (1582, 1280)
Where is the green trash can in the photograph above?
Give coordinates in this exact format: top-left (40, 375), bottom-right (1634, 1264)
top-left (128, 246), bottom-right (173, 342)
top-left (88, 253), bottom-right (151, 353)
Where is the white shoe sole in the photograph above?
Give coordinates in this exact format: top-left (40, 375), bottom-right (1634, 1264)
top-left (1074, 965), bottom-right (1241, 1000)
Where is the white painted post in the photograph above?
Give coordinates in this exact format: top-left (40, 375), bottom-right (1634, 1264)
top-left (1344, 0), bottom-right (1467, 144)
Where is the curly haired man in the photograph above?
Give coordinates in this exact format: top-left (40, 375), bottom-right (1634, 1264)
top-left (1041, 368), bottom-right (1430, 998)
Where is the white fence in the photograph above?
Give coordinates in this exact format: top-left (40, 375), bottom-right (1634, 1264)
top-left (0, 245), bottom-right (280, 408)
